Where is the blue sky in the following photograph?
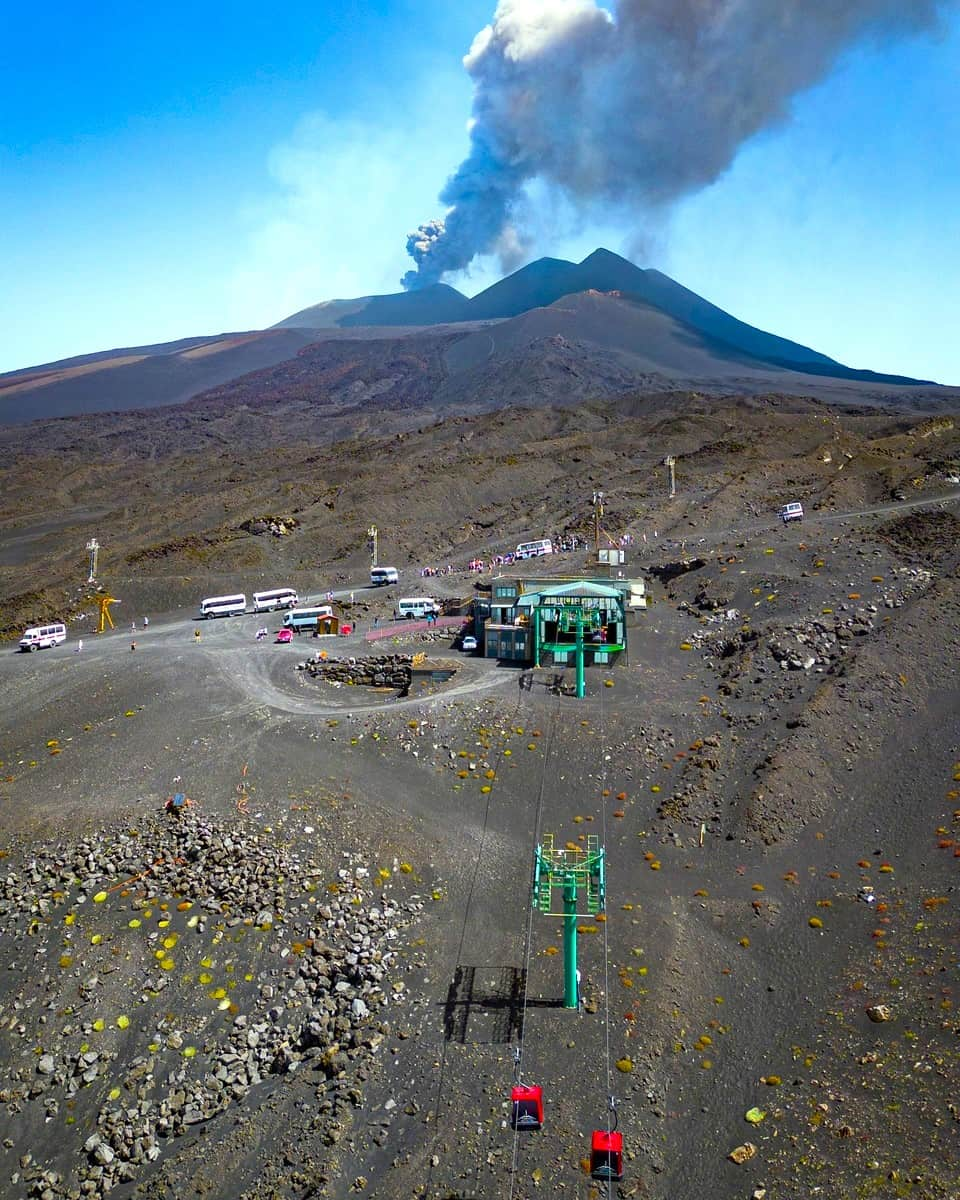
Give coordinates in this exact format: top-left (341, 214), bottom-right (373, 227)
top-left (1, 1), bottom-right (958, 383)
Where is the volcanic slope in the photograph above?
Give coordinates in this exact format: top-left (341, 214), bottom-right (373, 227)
top-left (0, 392), bottom-right (958, 1200)
top-left (6, 250), bottom-right (952, 426)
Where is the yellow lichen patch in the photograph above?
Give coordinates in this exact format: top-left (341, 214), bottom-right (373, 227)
top-left (160, 958), bottom-right (175, 971)
top-left (163, 935), bottom-right (179, 949)
top-left (480, 785), bottom-right (492, 794)
top-left (679, 643), bottom-right (693, 651)
top-left (92, 1019), bottom-right (105, 1032)
top-left (59, 955), bottom-right (73, 969)
top-left (177, 901), bottom-right (193, 912)
top-left (615, 1057), bottom-right (634, 1073)
top-left (751, 884), bottom-right (765, 892)
top-left (64, 913), bottom-right (75, 926)
top-left (544, 946), bottom-right (559, 956)
top-left (93, 892), bottom-right (108, 903)
top-left (90, 933), bottom-right (103, 946)
top-left (116, 1015), bottom-right (130, 1029)
top-left (808, 917), bottom-right (823, 929)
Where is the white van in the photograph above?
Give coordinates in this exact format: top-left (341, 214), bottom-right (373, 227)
top-left (253, 588), bottom-right (299, 612)
top-left (282, 605), bottom-right (334, 630)
top-left (778, 502), bottom-right (804, 524)
top-left (200, 593), bottom-right (247, 618)
top-left (395, 597), bottom-right (440, 620)
top-left (370, 566), bottom-right (399, 587)
top-left (515, 538), bottom-right (553, 560)
top-left (19, 623), bottom-right (67, 651)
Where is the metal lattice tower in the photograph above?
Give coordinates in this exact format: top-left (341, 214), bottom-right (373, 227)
top-left (367, 525), bottom-right (378, 567)
top-left (533, 834), bottom-right (606, 1008)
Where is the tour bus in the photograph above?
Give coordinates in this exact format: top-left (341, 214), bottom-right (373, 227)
top-left (282, 605), bottom-right (334, 631)
top-left (370, 566), bottom-right (399, 587)
top-left (19, 622), bottom-right (67, 651)
top-left (200, 594), bottom-right (247, 619)
top-left (515, 538), bottom-right (553, 560)
top-left (395, 597), bottom-right (440, 620)
top-left (253, 587), bottom-right (299, 613)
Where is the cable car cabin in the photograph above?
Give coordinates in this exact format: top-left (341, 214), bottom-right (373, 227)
top-left (510, 1084), bottom-right (543, 1130)
top-left (590, 1130), bottom-right (624, 1181)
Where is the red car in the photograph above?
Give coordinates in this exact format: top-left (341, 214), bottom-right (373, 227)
top-left (276, 628), bottom-right (294, 643)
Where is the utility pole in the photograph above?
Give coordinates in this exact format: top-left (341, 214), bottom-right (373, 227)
top-left (664, 456), bottom-right (677, 499)
top-left (533, 834), bottom-right (605, 1009)
top-left (592, 489), bottom-right (604, 556)
top-left (367, 525), bottom-right (378, 567)
top-left (86, 538), bottom-right (100, 584)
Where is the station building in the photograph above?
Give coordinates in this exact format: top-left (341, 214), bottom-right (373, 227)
top-left (475, 576), bottom-right (645, 666)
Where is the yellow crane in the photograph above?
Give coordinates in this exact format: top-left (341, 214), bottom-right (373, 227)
top-left (97, 595), bottom-right (120, 633)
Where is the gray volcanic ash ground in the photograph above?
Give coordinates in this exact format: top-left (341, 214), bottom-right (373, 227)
top-left (0, 392), bottom-right (959, 1199)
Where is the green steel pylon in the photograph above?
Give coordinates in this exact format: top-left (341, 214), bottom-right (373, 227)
top-left (532, 834), bottom-right (606, 1008)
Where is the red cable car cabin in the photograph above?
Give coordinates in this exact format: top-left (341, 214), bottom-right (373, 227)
top-left (590, 1129), bottom-right (623, 1181)
top-left (510, 1084), bottom-right (543, 1130)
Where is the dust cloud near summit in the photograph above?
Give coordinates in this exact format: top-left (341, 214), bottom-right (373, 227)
top-left (403, 0), bottom-right (952, 290)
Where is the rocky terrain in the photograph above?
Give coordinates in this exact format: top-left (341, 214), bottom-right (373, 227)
top-left (0, 376), bottom-right (958, 1199)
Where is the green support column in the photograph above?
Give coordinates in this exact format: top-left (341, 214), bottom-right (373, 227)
top-left (533, 606), bottom-right (540, 667)
top-left (575, 610), bottom-right (585, 699)
top-left (534, 835), bottom-right (605, 1010)
top-left (563, 872), bottom-right (578, 1008)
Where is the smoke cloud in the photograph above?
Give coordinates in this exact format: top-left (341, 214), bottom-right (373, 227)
top-left (403, 0), bottom-right (950, 289)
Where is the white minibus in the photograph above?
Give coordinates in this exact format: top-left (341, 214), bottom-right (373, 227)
top-left (282, 605), bottom-right (334, 630)
top-left (200, 594), bottom-right (247, 619)
top-left (370, 566), bottom-right (399, 587)
top-left (515, 538), bottom-right (553, 560)
top-left (253, 588), bottom-right (299, 612)
top-left (395, 597), bottom-right (440, 620)
top-left (19, 623), bottom-right (67, 651)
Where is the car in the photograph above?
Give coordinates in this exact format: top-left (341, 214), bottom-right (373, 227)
top-left (276, 628), bottom-right (294, 643)
top-left (461, 635), bottom-right (478, 653)
top-left (778, 502), bottom-right (804, 524)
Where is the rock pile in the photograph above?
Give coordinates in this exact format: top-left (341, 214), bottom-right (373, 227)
top-left (0, 814), bottom-right (426, 1198)
top-left (299, 653), bottom-right (416, 689)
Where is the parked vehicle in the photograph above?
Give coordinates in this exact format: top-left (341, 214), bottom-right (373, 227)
top-left (395, 597), bottom-right (440, 620)
top-left (370, 566), bottom-right (399, 587)
top-left (19, 623), bottom-right (67, 651)
top-left (282, 605), bottom-right (334, 630)
top-left (253, 588), bottom-right (299, 612)
top-left (515, 538), bottom-right (553, 559)
top-left (276, 628), bottom-right (294, 643)
top-left (200, 594), bottom-right (247, 618)
top-left (461, 634), bottom-right (478, 653)
top-left (778, 502), bottom-right (804, 525)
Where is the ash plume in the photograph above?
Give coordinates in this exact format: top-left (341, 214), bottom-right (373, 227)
top-left (403, 0), bottom-right (951, 289)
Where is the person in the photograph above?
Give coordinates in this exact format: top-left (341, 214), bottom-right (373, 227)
top-left (374, 616), bottom-right (380, 629)
top-left (76, 638), bottom-right (83, 653)
top-left (194, 629), bottom-right (201, 643)
top-left (349, 592), bottom-right (354, 604)
top-left (576, 968), bottom-right (582, 1009)
top-left (130, 641), bottom-right (137, 651)
top-left (142, 616), bottom-right (149, 629)
top-left (131, 620), bottom-right (137, 633)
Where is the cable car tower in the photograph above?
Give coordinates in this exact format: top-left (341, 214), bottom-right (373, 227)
top-left (532, 834), bottom-right (605, 1009)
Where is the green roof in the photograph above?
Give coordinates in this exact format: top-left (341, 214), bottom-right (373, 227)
top-left (516, 580), bottom-right (624, 607)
